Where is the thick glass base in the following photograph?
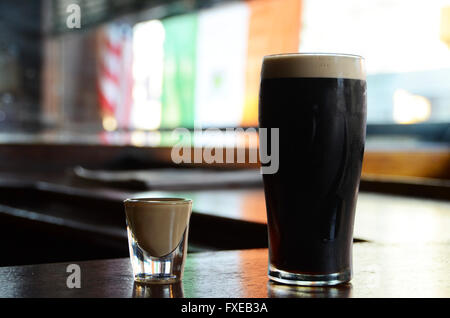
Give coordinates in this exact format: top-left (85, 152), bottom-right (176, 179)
top-left (127, 226), bottom-right (188, 284)
top-left (268, 265), bottom-right (352, 286)
top-left (134, 273), bottom-right (179, 285)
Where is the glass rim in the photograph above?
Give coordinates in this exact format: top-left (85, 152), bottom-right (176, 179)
top-left (261, 52), bottom-right (366, 80)
top-left (263, 52), bottom-right (364, 60)
top-left (124, 197), bottom-right (192, 206)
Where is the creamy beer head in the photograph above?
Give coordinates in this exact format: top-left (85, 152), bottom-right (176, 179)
top-left (124, 198), bottom-right (192, 257)
top-left (261, 53), bottom-right (365, 80)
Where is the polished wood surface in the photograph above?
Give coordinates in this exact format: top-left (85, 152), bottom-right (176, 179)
top-left (0, 159), bottom-right (449, 297)
top-left (1, 244), bottom-right (449, 298)
top-left (0, 178), bottom-right (449, 266)
top-left (134, 189), bottom-right (450, 227)
top-left (136, 189), bottom-right (450, 243)
top-left (0, 185), bottom-right (448, 297)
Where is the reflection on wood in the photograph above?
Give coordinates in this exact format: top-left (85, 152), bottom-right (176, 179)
top-left (1, 246), bottom-right (449, 297)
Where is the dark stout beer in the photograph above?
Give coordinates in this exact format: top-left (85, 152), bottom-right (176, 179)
top-left (259, 54), bottom-right (366, 285)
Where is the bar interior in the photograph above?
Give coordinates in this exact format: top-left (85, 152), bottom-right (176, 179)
top-left (0, 0), bottom-right (449, 298)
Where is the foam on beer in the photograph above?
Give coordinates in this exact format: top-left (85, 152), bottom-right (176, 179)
top-left (261, 53), bottom-right (365, 80)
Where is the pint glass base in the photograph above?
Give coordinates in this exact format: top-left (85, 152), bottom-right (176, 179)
top-left (268, 265), bottom-right (352, 286)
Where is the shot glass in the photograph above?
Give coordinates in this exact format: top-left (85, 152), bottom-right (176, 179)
top-left (124, 198), bottom-right (192, 284)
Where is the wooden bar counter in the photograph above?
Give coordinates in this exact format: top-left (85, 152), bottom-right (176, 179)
top-left (0, 176), bottom-right (449, 297)
top-left (0, 243), bottom-right (449, 298)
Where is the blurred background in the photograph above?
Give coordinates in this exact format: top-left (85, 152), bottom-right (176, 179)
top-left (1, 0), bottom-right (449, 131)
top-left (0, 0), bottom-right (448, 267)
top-left (0, 0), bottom-right (449, 176)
